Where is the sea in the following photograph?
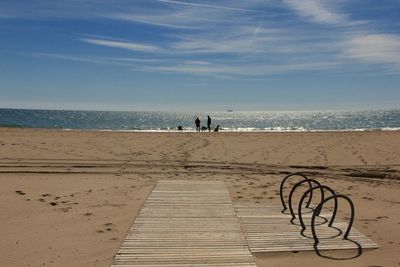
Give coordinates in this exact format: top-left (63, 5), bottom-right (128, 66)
top-left (0, 108), bottom-right (400, 132)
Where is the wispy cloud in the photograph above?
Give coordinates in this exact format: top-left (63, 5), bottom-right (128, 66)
top-left (109, 13), bottom-right (201, 29)
top-left (31, 50), bottom-right (340, 77)
top-left (32, 52), bottom-right (114, 65)
top-left (80, 38), bottom-right (162, 52)
top-left (156, 0), bottom-right (263, 13)
top-left (32, 52), bottom-right (163, 66)
top-left (6, 0), bottom-right (400, 77)
top-left (169, 24), bottom-right (334, 56)
top-left (342, 34), bottom-right (400, 68)
top-left (144, 60), bottom-right (340, 76)
top-left (0, 0), bottom-right (109, 19)
top-left (282, 0), bottom-right (400, 72)
top-left (283, 0), bottom-right (348, 25)
top-left (109, 4), bottom-right (246, 30)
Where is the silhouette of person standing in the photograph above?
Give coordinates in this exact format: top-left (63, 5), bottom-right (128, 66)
top-left (195, 117), bottom-right (201, 132)
top-left (207, 116), bottom-right (211, 132)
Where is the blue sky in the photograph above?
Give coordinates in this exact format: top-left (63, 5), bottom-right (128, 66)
top-left (1, 0), bottom-right (400, 111)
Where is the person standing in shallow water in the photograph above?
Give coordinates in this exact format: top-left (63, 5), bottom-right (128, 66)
top-left (207, 116), bottom-right (211, 132)
top-left (195, 117), bottom-right (201, 132)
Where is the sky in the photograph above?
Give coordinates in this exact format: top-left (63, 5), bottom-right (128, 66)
top-left (1, 0), bottom-right (400, 111)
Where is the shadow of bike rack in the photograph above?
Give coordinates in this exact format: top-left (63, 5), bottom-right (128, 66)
top-left (279, 172), bottom-right (363, 259)
top-left (311, 194), bottom-right (362, 259)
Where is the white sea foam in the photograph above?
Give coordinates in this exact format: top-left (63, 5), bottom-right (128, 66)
top-left (90, 126), bottom-right (400, 133)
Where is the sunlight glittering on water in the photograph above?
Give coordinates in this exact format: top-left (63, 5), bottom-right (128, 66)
top-left (0, 109), bottom-right (400, 132)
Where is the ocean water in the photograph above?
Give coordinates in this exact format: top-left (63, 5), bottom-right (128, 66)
top-left (0, 108), bottom-right (399, 132)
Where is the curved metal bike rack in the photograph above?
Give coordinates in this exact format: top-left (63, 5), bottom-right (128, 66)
top-left (277, 172), bottom-right (364, 259)
top-left (298, 185), bottom-right (341, 238)
top-left (310, 194), bottom-right (362, 259)
top-left (288, 179), bottom-right (326, 225)
top-left (311, 194), bottom-right (355, 243)
top-left (280, 172), bottom-right (314, 214)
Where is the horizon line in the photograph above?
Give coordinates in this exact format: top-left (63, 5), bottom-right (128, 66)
top-left (1, 106), bottom-right (399, 113)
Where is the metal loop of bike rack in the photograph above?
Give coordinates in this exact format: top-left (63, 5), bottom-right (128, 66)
top-left (280, 172), bottom-right (314, 214)
top-left (288, 179), bottom-right (327, 226)
top-left (298, 185), bottom-right (341, 238)
top-left (311, 194), bottom-right (355, 243)
top-left (311, 194), bottom-right (362, 259)
top-left (280, 173), bottom-right (362, 258)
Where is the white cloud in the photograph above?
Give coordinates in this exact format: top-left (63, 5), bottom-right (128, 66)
top-left (31, 50), bottom-right (341, 77)
top-left (169, 24), bottom-right (331, 56)
top-left (110, 13), bottom-right (201, 29)
top-left (156, 0), bottom-right (263, 13)
top-left (343, 34), bottom-right (400, 67)
top-left (145, 60), bottom-right (339, 76)
top-left (183, 60), bottom-right (212, 65)
top-left (111, 57), bottom-right (164, 63)
top-left (109, 4), bottom-right (243, 30)
top-left (11, 0), bottom-right (400, 77)
top-left (283, 0), bottom-right (348, 25)
top-left (32, 53), bottom-right (163, 66)
top-left (32, 53), bottom-right (116, 65)
top-left (80, 38), bottom-right (162, 52)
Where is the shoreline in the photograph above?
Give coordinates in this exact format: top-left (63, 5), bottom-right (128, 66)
top-left (1, 126), bottom-right (400, 133)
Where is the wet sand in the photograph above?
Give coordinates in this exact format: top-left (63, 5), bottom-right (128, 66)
top-left (1, 128), bottom-right (400, 266)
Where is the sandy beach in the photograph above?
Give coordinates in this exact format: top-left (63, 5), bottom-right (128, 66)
top-left (1, 127), bottom-right (400, 267)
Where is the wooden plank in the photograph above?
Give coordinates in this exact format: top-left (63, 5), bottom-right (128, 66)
top-left (234, 203), bottom-right (379, 253)
top-left (111, 181), bottom-right (256, 267)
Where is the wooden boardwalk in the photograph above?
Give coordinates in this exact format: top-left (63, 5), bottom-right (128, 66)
top-left (112, 180), bottom-right (256, 267)
top-left (234, 203), bottom-right (379, 253)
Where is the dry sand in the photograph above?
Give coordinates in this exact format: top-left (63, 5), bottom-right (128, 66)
top-left (0, 128), bottom-right (399, 267)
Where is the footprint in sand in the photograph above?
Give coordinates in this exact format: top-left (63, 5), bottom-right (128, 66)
top-left (15, 190), bottom-right (26, 196)
top-left (375, 216), bottom-right (389, 220)
top-left (362, 196), bottom-right (374, 201)
top-left (95, 223), bottom-right (114, 232)
top-left (60, 207), bottom-right (72, 212)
